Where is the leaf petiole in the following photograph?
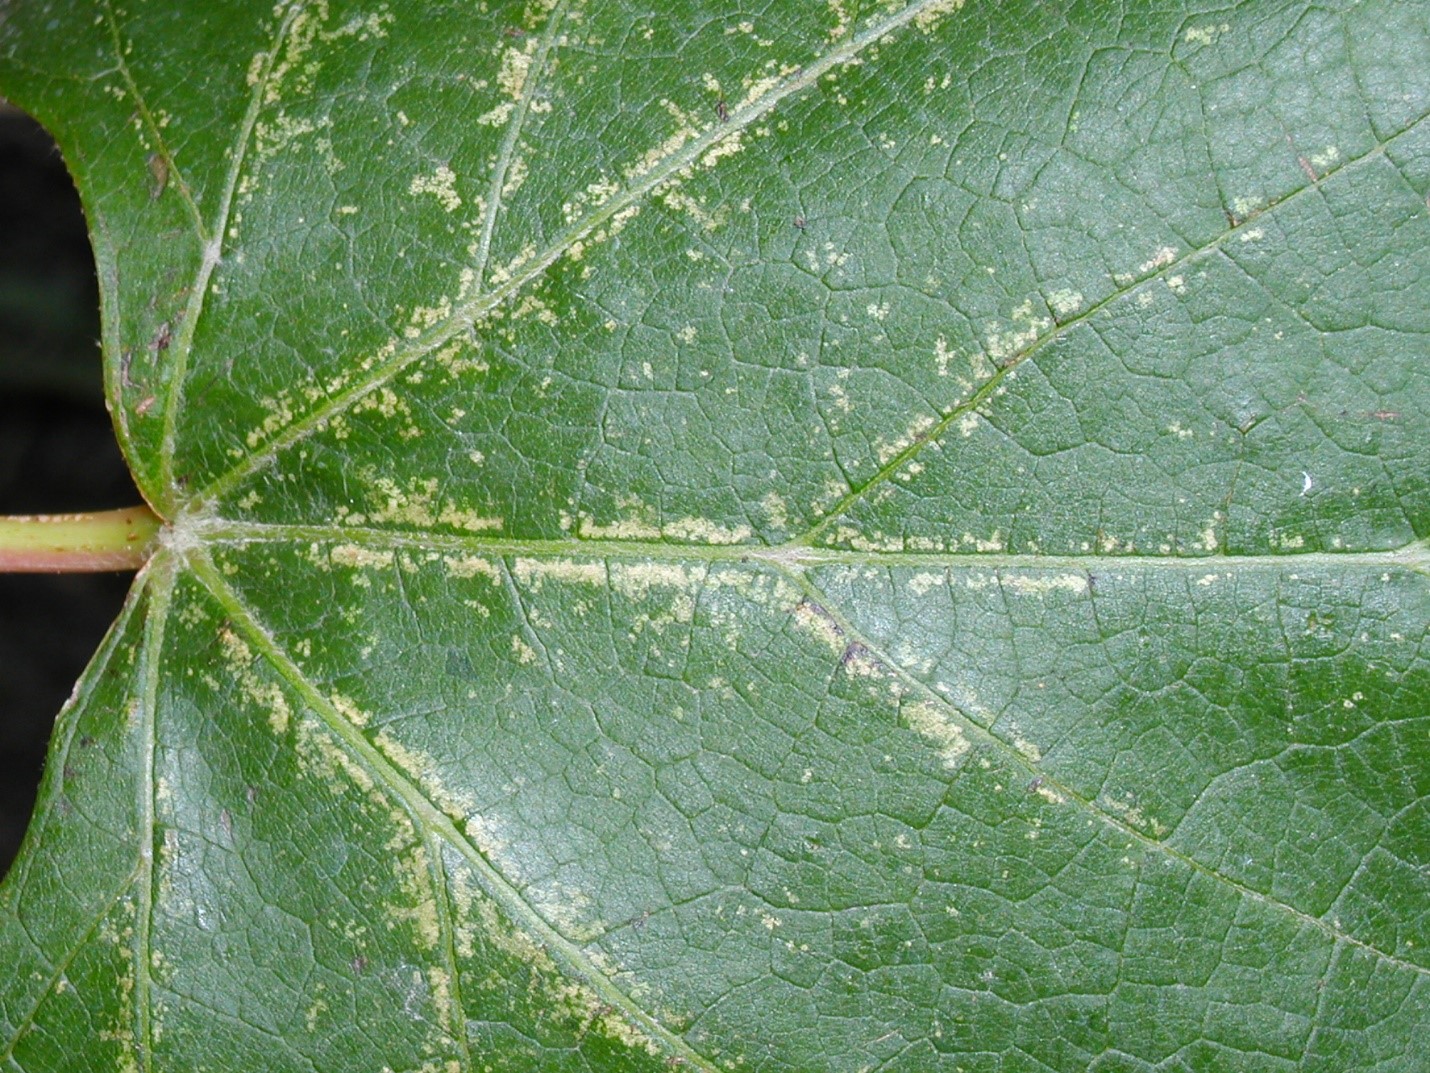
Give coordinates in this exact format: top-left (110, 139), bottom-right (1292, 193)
top-left (0, 506), bottom-right (162, 573)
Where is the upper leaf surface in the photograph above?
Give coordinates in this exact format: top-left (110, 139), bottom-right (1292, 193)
top-left (1, 1), bottom-right (1427, 1070)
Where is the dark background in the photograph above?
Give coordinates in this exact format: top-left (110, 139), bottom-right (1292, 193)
top-left (0, 105), bottom-right (138, 878)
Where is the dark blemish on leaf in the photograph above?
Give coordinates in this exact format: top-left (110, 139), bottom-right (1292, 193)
top-left (797, 597), bottom-right (844, 642)
top-left (80, 735), bottom-right (95, 748)
top-left (150, 321), bottom-right (172, 353)
top-left (1026, 776), bottom-right (1043, 794)
top-left (1284, 134), bottom-right (1320, 184)
top-left (716, 97), bottom-right (729, 123)
top-left (146, 153), bottom-right (168, 199)
top-left (1086, 573), bottom-right (1098, 592)
top-left (445, 648), bottom-right (477, 680)
top-left (840, 640), bottom-right (873, 670)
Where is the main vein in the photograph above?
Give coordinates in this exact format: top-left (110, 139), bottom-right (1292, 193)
top-left (185, 517), bottom-right (1430, 574)
top-left (132, 558), bottom-right (176, 1073)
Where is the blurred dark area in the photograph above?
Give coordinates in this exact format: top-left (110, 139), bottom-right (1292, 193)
top-left (0, 105), bottom-right (139, 878)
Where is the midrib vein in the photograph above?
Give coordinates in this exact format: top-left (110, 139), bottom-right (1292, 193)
top-left (187, 531), bottom-right (1430, 987)
top-left (181, 517), bottom-right (1430, 574)
top-left (156, 4), bottom-right (303, 503)
top-left (787, 566), bottom-right (1430, 979)
top-left (132, 559), bottom-right (176, 1073)
top-left (191, 0), bottom-right (965, 507)
top-left (187, 551), bottom-right (722, 1073)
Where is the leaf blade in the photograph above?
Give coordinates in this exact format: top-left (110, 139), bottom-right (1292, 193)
top-left (2, 0), bottom-right (1427, 1069)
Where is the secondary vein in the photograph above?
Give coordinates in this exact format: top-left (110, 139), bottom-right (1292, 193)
top-left (785, 565), bottom-right (1430, 980)
top-left (798, 111), bottom-right (1430, 547)
top-left (155, 3), bottom-right (305, 505)
top-left (187, 551), bottom-right (723, 1073)
top-left (191, 0), bottom-right (969, 508)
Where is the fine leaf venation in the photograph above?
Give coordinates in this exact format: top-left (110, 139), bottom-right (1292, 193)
top-left (186, 550), bottom-right (724, 1072)
top-left (188, 0), bottom-right (965, 509)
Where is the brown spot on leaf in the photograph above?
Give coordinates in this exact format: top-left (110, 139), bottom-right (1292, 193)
top-left (146, 153), bottom-right (168, 199)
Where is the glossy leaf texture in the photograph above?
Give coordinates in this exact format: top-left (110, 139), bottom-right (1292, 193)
top-left (2, 1), bottom-right (1428, 1069)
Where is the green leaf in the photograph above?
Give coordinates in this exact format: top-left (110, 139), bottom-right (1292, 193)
top-left (3, 1), bottom-right (1428, 1068)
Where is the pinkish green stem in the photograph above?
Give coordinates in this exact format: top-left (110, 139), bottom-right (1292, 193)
top-left (0, 506), bottom-right (162, 573)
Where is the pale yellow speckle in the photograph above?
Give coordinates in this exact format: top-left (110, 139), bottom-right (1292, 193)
top-left (408, 166), bottom-right (461, 212)
top-left (1002, 573), bottom-right (1088, 597)
top-left (914, 0), bottom-right (966, 33)
top-left (904, 699), bottom-right (970, 769)
top-left (513, 557), bottom-right (607, 588)
top-left (331, 545), bottom-right (396, 570)
top-left (984, 300), bottom-right (1051, 364)
top-left (1138, 246), bottom-right (1178, 274)
top-left (1182, 22), bottom-right (1230, 46)
top-left (1100, 794), bottom-right (1169, 838)
top-left (511, 635), bottom-right (538, 665)
top-left (498, 39), bottom-right (535, 100)
top-left (1199, 512), bottom-right (1222, 553)
top-left (1012, 736), bottom-right (1041, 762)
top-left (330, 693), bottom-right (370, 727)
top-left (1231, 195), bottom-right (1262, 219)
top-left (218, 626), bottom-right (291, 734)
top-left (664, 516), bottom-right (753, 545)
top-left (443, 555), bottom-right (500, 582)
top-left (792, 598), bottom-right (845, 653)
top-left (1034, 782), bottom-right (1067, 806)
top-left (1047, 288), bottom-right (1082, 318)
